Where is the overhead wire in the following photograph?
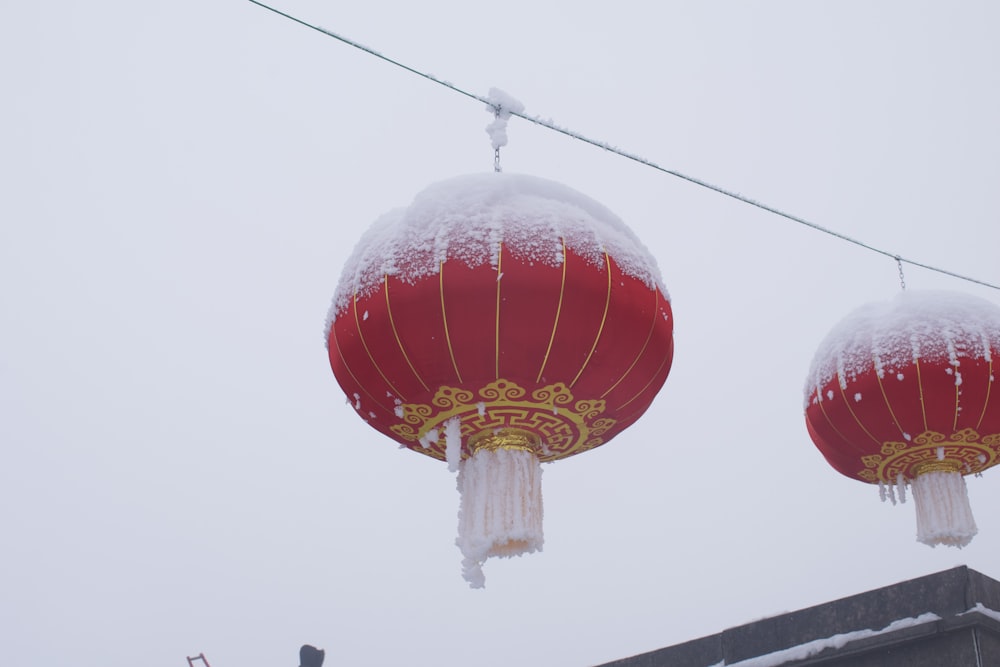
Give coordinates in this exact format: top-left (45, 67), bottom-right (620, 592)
top-left (246, 0), bottom-right (1000, 292)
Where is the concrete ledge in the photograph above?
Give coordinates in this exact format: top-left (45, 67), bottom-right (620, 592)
top-left (596, 566), bottom-right (1000, 667)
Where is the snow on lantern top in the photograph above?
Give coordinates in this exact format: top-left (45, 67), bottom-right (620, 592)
top-left (327, 172), bottom-right (666, 326)
top-left (803, 290), bottom-right (1000, 548)
top-left (804, 290), bottom-right (1000, 406)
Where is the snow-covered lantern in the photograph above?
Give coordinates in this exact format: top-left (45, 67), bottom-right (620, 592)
top-left (326, 173), bottom-right (674, 586)
top-left (804, 290), bottom-right (1000, 547)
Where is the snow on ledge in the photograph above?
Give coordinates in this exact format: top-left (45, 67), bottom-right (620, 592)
top-left (961, 602), bottom-right (1000, 624)
top-left (709, 612), bottom-right (941, 667)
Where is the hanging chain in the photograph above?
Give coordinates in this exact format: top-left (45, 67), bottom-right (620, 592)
top-left (895, 255), bottom-right (906, 291)
top-left (493, 108), bottom-right (502, 173)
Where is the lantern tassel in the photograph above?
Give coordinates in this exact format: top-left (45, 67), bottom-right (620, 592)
top-left (910, 470), bottom-right (977, 548)
top-left (456, 434), bottom-right (543, 589)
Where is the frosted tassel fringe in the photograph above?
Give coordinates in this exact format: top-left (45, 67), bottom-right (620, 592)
top-left (456, 446), bottom-right (543, 588)
top-left (444, 417), bottom-right (462, 472)
top-left (911, 470), bottom-right (977, 548)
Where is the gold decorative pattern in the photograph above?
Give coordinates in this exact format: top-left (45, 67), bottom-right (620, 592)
top-left (856, 428), bottom-right (1000, 483)
top-left (390, 378), bottom-right (616, 463)
top-left (469, 428), bottom-right (541, 455)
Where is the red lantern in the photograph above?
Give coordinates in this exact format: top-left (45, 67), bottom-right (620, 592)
top-left (804, 290), bottom-right (1000, 547)
top-left (326, 173), bottom-right (674, 586)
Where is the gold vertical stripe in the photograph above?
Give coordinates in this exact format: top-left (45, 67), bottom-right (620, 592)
top-left (570, 250), bottom-right (612, 389)
top-left (914, 357), bottom-right (929, 432)
top-left (813, 387), bottom-right (855, 447)
top-left (384, 275), bottom-right (429, 393)
top-left (953, 364), bottom-right (962, 432)
top-left (536, 237), bottom-right (567, 383)
top-left (616, 346), bottom-right (670, 410)
top-left (331, 313), bottom-right (391, 412)
top-left (439, 261), bottom-right (464, 384)
top-left (872, 356), bottom-right (906, 438)
top-left (495, 242), bottom-right (503, 380)
top-left (836, 380), bottom-right (882, 446)
top-left (353, 292), bottom-right (406, 401)
top-left (976, 356), bottom-right (994, 430)
top-left (601, 289), bottom-right (660, 399)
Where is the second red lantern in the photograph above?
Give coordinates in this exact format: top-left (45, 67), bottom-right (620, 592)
top-left (804, 290), bottom-right (1000, 547)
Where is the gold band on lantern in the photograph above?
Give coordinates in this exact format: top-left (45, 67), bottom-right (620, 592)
top-left (469, 428), bottom-right (541, 456)
top-left (856, 428), bottom-right (1000, 483)
top-left (390, 379), bottom-right (615, 463)
top-left (913, 460), bottom-right (963, 476)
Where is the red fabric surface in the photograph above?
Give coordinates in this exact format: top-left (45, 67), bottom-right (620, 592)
top-left (805, 353), bottom-right (1000, 483)
top-left (329, 246), bottom-right (673, 462)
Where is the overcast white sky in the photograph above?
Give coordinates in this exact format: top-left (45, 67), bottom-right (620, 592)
top-left (3, 2), bottom-right (1000, 666)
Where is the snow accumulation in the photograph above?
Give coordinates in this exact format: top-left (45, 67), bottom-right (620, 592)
top-left (484, 87), bottom-right (525, 151)
top-left (707, 612), bottom-right (940, 667)
top-left (444, 417), bottom-right (462, 473)
top-left (962, 602), bottom-right (1000, 623)
top-left (327, 172), bottom-right (666, 332)
top-left (456, 446), bottom-right (543, 589)
top-left (805, 290), bottom-right (1000, 406)
top-left (911, 469), bottom-right (977, 547)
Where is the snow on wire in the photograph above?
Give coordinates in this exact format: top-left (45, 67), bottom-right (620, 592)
top-left (247, 0), bottom-right (1000, 293)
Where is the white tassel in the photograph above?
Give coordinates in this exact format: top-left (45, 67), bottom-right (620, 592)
top-left (455, 436), bottom-right (543, 588)
top-left (444, 417), bottom-right (462, 473)
top-left (911, 470), bottom-right (977, 547)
